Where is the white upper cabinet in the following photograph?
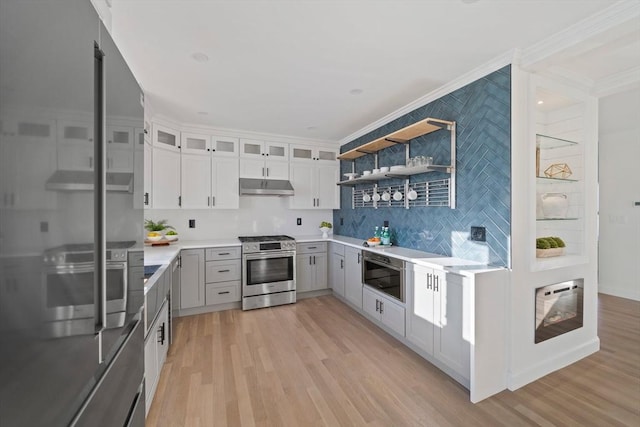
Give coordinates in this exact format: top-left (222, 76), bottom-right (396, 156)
top-left (180, 152), bottom-right (211, 209)
top-left (290, 144), bottom-right (338, 163)
top-left (289, 162), bottom-right (339, 209)
top-left (106, 125), bottom-right (133, 149)
top-left (152, 123), bottom-right (180, 152)
top-left (239, 139), bottom-right (289, 179)
top-left (211, 135), bottom-right (239, 157)
top-left (152, 145), bottom-right (181, 209)
top-left (180, 132), bottom-right (209, 155)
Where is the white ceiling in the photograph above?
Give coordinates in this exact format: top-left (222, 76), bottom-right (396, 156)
top-left (109, 0), bottom-right (639, 143)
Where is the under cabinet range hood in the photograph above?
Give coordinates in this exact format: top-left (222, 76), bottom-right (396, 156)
top-left (46, 170), bottom-right (134, 192)
top-left (239, 178), bottom-right (294, 196)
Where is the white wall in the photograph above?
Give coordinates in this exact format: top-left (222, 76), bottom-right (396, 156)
top-left (147, 197), bottom-right (334, 240)
top-left (598, 89), bottom-right (640, 301)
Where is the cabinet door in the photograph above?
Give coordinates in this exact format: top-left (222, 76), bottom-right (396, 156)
top-left (156, 302), bottom-right (169, 367)
top-left (406, 264), bottom-right (435, 355)
top-left (239, 138), bottom-right (264, 158)
top-left (330, 252), bottom-right (345, 297)
top-left (239, 158), bottom-right (265, 179)
top-left (180, 132), bottom-right (209, 155)
top-left (296, 254), bottom-right (314, 293)
top-left (362, 286), bottom-right (381, 320)
top-left (106, 125), bottom-right (133, 149)
top-left (344, 247), bottom-right (363, 308)
top-left (152, 147), bottom-right (181, 209)
top-left (180, 249), bottom-right (204, 309)
top-left (380, 296), bottom-right (405, 336)
top-left (264, 159), bottom-right (289, 180)
top-left (265, 142), bottom-right (288, 161)
top-left (57, 143), bottom-right (93, 171)
top-left (289, 163), bottom-right (314, 209)
top-left (433, 272), bottom-right (470, 379)
top-left (313, 252), bottom-right (328, 290)
top-left (316, 163), bottom-right (340, 209)
top-left (211, 157), bottom-right (239, 209)
top-left (144, 331), bottom-right (158, 414)
top-left (143, 142), bottom-right (152, 207)
top-left (211, 135), bottom-right (239, 157)
top-left (181, 152), bottom-right (211, 209)
top-left (58, 120), bottom-right (93, 145)
top-left (153, 123), bottom-right (180, 152)
top-left (290, 145), bottom-right (314, 162)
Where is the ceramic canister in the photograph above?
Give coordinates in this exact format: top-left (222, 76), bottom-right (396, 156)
top-left (541, 193), bottom-right (569, 218)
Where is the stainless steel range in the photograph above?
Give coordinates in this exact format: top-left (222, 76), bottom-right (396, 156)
top-left (239, 235), bottom-right (296, 310)
top-left (43, 241), bottom-right (136, 337)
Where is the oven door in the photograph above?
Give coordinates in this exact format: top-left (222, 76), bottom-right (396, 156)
top-left (44, 262), bottom-right (127, 324)
top-left (362, 255), bottom-right (405, 302)
top-left (243, 251), bottom-right (295, 297)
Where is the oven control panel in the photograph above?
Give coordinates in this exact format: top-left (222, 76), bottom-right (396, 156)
top-left (242, 240), bottom-right (296, 253)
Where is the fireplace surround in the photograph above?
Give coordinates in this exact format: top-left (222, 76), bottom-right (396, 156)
top-left (535, 279), bottom-right (584, 343)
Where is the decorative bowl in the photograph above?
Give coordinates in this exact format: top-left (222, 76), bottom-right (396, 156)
top-left (366, 240), bottom-right (381, 247)
top-left (146, 234), bottom-right (162, 242)
top-left (372, 168), bottom-right (381, 174)
top-left (343, 173), bottom-right (358, 180)
top-left (362, 170), bottom-right (371, 176)
top-left (380, 166), bottom-right (390, 173)
top-left (164, 234), bottom-right (178, 241)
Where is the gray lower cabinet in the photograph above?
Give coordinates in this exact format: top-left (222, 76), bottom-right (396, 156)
top-left (406, 263), bottom-right (470, 380)
top-left (180, 249), bottom-right (205, 309)
top-left (344, 246), bottom-right (363, 308)
top-left (296, 242), bottom-right (328, 292)
top-left (329, 243), bottom-right (345, 297)
top-left (362, 286), bottom-right (405, 336)
top-left (205, 248), bottom-right (241, 305)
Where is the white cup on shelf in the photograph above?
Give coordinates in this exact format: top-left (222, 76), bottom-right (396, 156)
top-left (407, 188), bottom-right (418, 200)
top-left (372, 192), bottom-right (381, 202)
top-left (393, 190), bottom-right (403, 201)
top-left (362, 193), bottom-right (371, 202)
top-left (381, 191), bottom-right (391, 202)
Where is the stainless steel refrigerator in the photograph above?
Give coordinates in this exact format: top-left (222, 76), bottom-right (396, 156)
top-left (0, 0), bottom-right (146, 425)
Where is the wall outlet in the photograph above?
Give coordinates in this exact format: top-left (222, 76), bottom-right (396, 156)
top-left (297, 218), bottom-right (302, 226)
top-left (470, 226), bottom-right (486, 242)
top-left (189, 219), bottom-right (196, 228)
top-left (340, 217), bottom-right (344, 226)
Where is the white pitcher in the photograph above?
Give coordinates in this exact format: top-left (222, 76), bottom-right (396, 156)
top-left (541, 193), bottom-right (569, 218)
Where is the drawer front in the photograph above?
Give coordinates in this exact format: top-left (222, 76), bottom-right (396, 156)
top-left (206, 259), bottom-right (241, 283)
top-left (205, 246), bottom-right (241, 261)
top-left (330, 242), bottom-right (345, 256)
top-left (296, 242), bottom-right (327, 254)
top-left (127, 250), bottom-right (144, 267)
top-left (205, 281), bottom-right (241, 305)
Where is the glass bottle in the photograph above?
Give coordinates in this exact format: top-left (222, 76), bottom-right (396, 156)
top-left (374, 226), bottom-right (380, 240)
top-left (381, 227), bottom-right (391, 246)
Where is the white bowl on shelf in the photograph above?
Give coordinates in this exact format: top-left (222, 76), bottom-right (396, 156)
top-left (164, 234), bottom-right (178, 241)
top-left (146, 234), bottom-right (162, 242)
top-left (362, 170), bottom-right (371, 176)
top-left (343, 173), bottom-right (358, 180)
top-left (366, 240), bottom-right (381, 247)
top-left (372, 168), bottom-right (381, 174)
top-left (390, 165), bottom-right (404, 171)
top-left (380, 166), bottom-right (390, 173)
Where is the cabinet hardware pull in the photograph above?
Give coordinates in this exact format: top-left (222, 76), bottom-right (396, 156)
top-left (434, 275), bottom-right (439, 292)
top-left (427, 273), bottom-right (432, 290)
top-left (144, 192), bottom-right (149, 205)
top-left (218, 291), bottom-right (230, 295)
top-left (313, 255), bottom-right (316, 264)
top-left (212, 196), bottom-right (215, 206)
top-left (380, 301), bottom-right (384, 314)
top-left (208, 196), bottom-right (210, 206)
top-left (266, 167), bottom-right (269, 177)
top-left (308, 246), bottom-right (317, 249)
top-left (375, 299), bottom-right (380, 312)
top-left (218, 269), bottom-right (230, 273)
top-left (219, 252), bottom-right (230, 255)
top-left (357, 253), bottom-right (361, 264)
top-left (262, 167), bottom-right (265, 176)
top-left (309, 256), bottom-right (312, 265)
top-left (89, 157), bottom-right (93, 168)
top-left (340, 259), bottom-right (344, 269)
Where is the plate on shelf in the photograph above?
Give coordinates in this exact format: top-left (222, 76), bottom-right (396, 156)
top-left (390, 165), bottom-right (405, 171)
top-left (343, 173), bottom-right (359, 180)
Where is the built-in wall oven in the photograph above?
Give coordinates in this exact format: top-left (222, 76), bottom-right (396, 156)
top-left (43, 241), bottom-right (134, 337)
top-left (362, 250), bottom-right (405, 302)
top-left (239, 235), bottom-right (296, 310)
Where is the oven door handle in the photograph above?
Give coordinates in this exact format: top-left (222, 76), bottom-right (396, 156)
top-left (363, 257), bottom-right (404, 273)
top-left (244, 251), bottom-right (296, 261)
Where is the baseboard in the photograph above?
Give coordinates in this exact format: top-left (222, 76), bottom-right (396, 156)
top-left (598, 286), bottom-right (640, 302)
top-left (297, 289), bottom-right (332, 300)
top-left (507, 337), bottom-right (600, 391)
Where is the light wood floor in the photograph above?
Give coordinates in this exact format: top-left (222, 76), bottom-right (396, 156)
top-left (147, 294), bottom-right (640, 426)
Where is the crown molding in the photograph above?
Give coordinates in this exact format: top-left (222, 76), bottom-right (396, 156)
top-left (339, 49), bottom-right (517, 146)
top-left (593, 66), bottom-right (640, 97)
top-left (538, 66), bottom-right (595, 93)
top-left (520, 0), bottom-right (640, 70)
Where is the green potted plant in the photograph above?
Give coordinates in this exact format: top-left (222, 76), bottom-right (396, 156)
top-left (144, 219), bottom-right (175, 241)
top-left (320, 221), bottom-right (332, 238)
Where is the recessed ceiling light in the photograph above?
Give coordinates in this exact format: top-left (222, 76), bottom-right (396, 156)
top-left (461, 0), bottom-right (479, 4)
top-left (349, 89), bottom-right (363, 95)
top-left (306, 126), bottom-right (317, 130)
top-left (191, 52), bottom-right (209, 63)
top-left (537, 100), bottom-right (544, 105)
top-left (197, 111), bottom-right (208, 115)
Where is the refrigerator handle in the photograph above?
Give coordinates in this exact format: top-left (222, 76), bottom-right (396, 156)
top-left (94, 42), bottom-right (107, 339)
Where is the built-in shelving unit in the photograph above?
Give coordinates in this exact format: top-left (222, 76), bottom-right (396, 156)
top-left (337, 117), bottom-right (456, 209)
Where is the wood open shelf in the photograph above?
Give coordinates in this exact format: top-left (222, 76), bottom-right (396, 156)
top-left (338, 118), bottom-right (454, 160)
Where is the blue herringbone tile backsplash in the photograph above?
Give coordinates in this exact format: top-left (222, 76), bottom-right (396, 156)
top-left (334, 66), bottom-right (511, 267)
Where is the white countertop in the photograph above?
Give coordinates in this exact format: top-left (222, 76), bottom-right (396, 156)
top-left (143, 235), bottom-right (505, 279)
